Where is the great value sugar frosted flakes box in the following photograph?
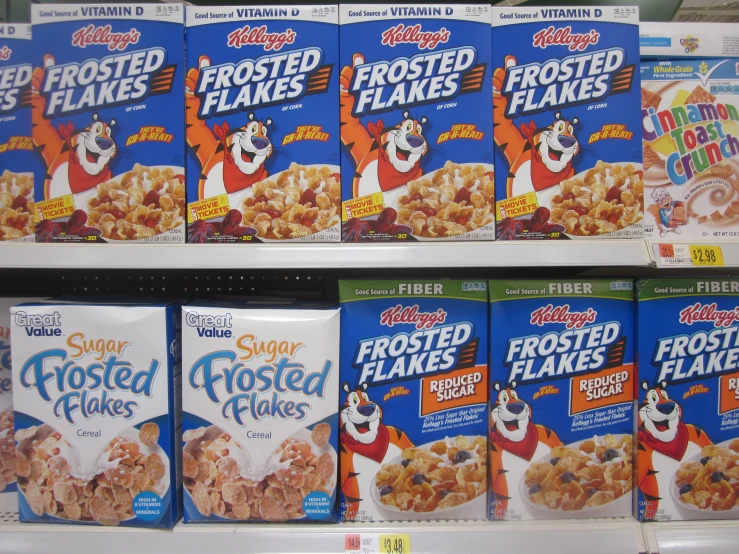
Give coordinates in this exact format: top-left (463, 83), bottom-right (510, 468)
top-left (641, 59), bottom-right (739, 241)
top-left (10, 300), bottom-right (182, 527)
top-left (181, 304), bottom-right (340, 522)
top-left (339, 280), bottom-right (488, 521)
top-left (31, 4), bottom-right (185, 243)
top-left (185, 6), bottom-right (340, 243)
top-left (492, 7), bottom-right (644, 239)
top-left (489, 279), bottom-right (635, 521)
top-left (637, 279), bottom-right (739, 521)
top-left (339, 6), bottom-right (494, 242)
top-left (0, 25), bottom-right (36, 242)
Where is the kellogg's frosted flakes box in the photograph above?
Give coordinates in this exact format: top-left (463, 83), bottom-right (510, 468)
top-left (637, 279), bottom-right (739, 521)
top-left (11, 300), bottom-right (182, 527)
top-left (339, 6), bottom-right (494, 242)
top-left (31, 4), bottom-right (185, 243)
top-left (489, 279), bottom-right (635, 521)
top-left (0, 25), bottom-right (36, 243)
top-left (185, 6), bottom-right (340, 244)
top-left (339, 280), bottom-right (488, 521)
top-left (181, 304), bottom-right (339, 522)
top-left (641, 59), bottom-right (739, 241)
top-left (492, 7), bottom-right (644, 240)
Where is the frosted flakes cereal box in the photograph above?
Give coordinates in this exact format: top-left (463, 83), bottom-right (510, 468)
top-left (181, 304), bottom-right (340, 522)
top-left (10, 300), bottom-right (182, 527)
top-left (0, 25), bottom-right (36, 242)
top-left (489, 279), bottom-right (635, 521)
top-left (185, 6), bottom-right (340, 244)
top-left (339, 280), bottom-right (488, 521)
top-left (492, 7), bottom-right (644, 239)
top-left (31, 4), bottom-right (185, 243)
top-left (641, 59), bottom-right (739, 241)
top-left (339, 6), bottom-right (494, 242)
top-left (637, 279), bottom-right (739, 521)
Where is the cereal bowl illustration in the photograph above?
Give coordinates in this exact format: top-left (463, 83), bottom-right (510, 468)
top-left (16, 422), bottom-right (170, 526)
top-left (183, 424), bottom-right (337, 521)
top-left (520, 434), bottom-right (633, 519)
top-left (0, 408), bottom-right (16, 490)
top-left (371, 435), bottom-right (487, 521)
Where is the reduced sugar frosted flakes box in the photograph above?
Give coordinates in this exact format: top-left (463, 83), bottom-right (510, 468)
top-left (185, 6), bottom-right (340, 244)
top-left (641, 59), bottom-right (739, 241)
top-left (489, 280), bottom-right (635, 521)
top-left (339, 280), bottom-right (489, 521)
top-left (31, 4), bottom-right (185, 243)
top-left (10, 300), bottom-right (182, 527)
top-left (637, 279), bottom-right (739, 521)
top-left (339, 6), bottom-right (494, 242)
top-left (492, 7), bottom-right (644, 240)
top-left (0, 25), bottom-right (37, 242)
top-left (181, 304), bottom-right (340, 522)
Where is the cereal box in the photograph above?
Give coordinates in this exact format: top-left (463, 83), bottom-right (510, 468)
top-left (489, 279), bottom-right (635, 520)
top-left (181, 304), bottom-right (340, 522)
top-left (11, 300), bottom-right (182, 527)
top-left (640, 23), bottom-right (739, 59)
top-left (339, 6), bottom-right (494, 242)
top-left (0, 25), bottom-right (36, 242)
top-left (492, 7), bottom-right (644, 239)
top-left (31, 4), bottom-right (185, 243)
top-left (339, 280), bottom-right (488, 521)
top-left (641, 59), bottom-right (739, 241)
top-left (185, 6), bottom-right (340, 244)
top-left (637, 279), bottom-right (739, 521)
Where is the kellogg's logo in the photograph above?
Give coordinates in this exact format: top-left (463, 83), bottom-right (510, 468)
top-left (679, 302), bottom-right (739, 328)
top-left (532, 26), bottom-right (599, 52)
top-left (227, 25), bottom-right (296, 52)
top-left (381, 24), bottom-right (450, 50)
top-left (0, 46), bottom-right (11, 61)
top-left (379, 305), bottom-right (447, 330)
top-left (530, 304), bottom-right (597, 330)
top-left (71, 24), bottom-right (140, 52)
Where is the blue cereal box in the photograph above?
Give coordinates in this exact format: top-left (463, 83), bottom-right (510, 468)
top-left (31, 4), bottom-right (185, 243)
top-left (181, 304), bottom-right (340, 522)
top-left (339, 6), bottom-right (494, 242)
top-left (0, 25), bottom-right (36, 242)
top-left (339, 280), bottom-right (489, 521)
top-left (10, 299), bottom-right (182, 527)
top-left (492, 7), bottom-right (644, 239)
top-left (185, 6), bottom-right (340, 243)
top-left (489, 279), bottom-right (635, 521)
top-left (637, 279), bottom-right (739, 521)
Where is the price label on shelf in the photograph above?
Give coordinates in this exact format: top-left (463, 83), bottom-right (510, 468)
top-left (689, 245), bottom-right (724, 266)
top-left (346, 534), bottom-right (411, 554)
top-left (657, 244), bottom-right (724, 267)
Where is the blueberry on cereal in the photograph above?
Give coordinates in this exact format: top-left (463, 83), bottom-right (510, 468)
top-left (587, 488), bottom-right (599, 497)
top-left (679, 484), bottom-right (692, 495)
top-left (602, 448), bottom-right (619, 462)
top-left (440, 490), bottom-right (451, 499)
top-left (453, 450), bottom-right (472, 464)
top-left (528, 483), bottom-right (542, 495)
top-left (379, 485), bottom-right (393, 497)
top-left (560, 472), bottom-right (576, 484)
top-left (412, 473), bottom-right (426, 485)
top-left (700, 456), bottom-right (711, 465)
top-left (549, 457), bottom-right (560, 466)
top-left (711, 471), bottom-right (725, 483)
top-left (401, 459), bottom-right (411, 468)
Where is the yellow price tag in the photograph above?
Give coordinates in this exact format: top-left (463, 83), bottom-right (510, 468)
top-left (379, 534), bottom-right (410, 554)
top-left (689, 245), bottom-right (724, 267)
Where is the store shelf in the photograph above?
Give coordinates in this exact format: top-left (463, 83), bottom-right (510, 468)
top-left (643, 520), bottom-right (739, 554)
top-left (649, 241), bottom-right (739, 269)
top-left (0, 516), bottom-right (646, 554)
top-left (0, 241), bottom-right (651, 269)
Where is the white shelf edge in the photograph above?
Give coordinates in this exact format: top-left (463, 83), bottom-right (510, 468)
top-left (643, 520), bottom-right (739, 554)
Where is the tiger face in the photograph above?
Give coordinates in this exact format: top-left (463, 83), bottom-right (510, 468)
top-left (536, 112), bottom-right (579, 174)
top-left (340, 382), bottom-right (382, 445)
top-left (491, 381), bottom-right (531, 442)
top-left (639, 380), bottom-right (681, 443)
top-left (229, 113), bottom-right (273, 176)
top-left (385, 111), bottom-right (428, 174)
top-left (75, 113), bottom-right (116, 176)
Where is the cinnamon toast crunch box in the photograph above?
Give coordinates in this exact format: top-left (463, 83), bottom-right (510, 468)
top-left (0, 25), bottom-right (36, 242)
top-left (339, 280), bottom-right (488, 521)
top-left (637, 279), bottom-right (739, 521)
top-left (492, 7), bottom-right (644, 240)
top-left (641, 59), bottom-right (739, 241)
top-left (185, 6), bottom-right (340, 243)
top-left (11, 299), bottom-right (182, 527)
top-left (489, 279), bottom-right (635, 521)
top-left (31, 4), bottom-right (185, 243)
top-left (339, 6), bottom-right (494, 242)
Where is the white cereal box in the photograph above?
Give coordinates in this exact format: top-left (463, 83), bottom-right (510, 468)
top-left (11, 300), bottom-right (182, 528)
top-left (640, 23), bottom-right (739, 59)
top-left (182, 304), bottom-right (340, 522)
